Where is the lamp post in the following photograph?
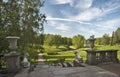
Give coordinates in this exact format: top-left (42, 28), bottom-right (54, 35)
top-left (5, 36), bottom-right (20, 73)
top-left (88, 35), bottom-right (95, 50)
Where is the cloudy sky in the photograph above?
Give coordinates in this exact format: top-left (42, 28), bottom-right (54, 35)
top-left (41, 0), bottom-right (120, 39)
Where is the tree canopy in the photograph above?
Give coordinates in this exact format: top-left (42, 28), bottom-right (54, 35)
top-left (0, 0), bottom-right (46, 54)
top-left (72, 35), bottom-right (85, 49)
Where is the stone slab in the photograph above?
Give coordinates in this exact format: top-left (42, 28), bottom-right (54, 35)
top-left (15, 64), bottom-right (120, 77)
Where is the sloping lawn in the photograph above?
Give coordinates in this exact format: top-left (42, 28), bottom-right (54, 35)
top-left (43, 50), bottom-right (87, 63)
top-left (43, 45), bottom-right (120, 63)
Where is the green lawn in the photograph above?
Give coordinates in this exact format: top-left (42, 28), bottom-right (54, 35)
top-left (43, 50), bottom-right (87, 63)
top-left (44, 45), bottom-right (69, 53)
top-left (43, 45), bottom-right (120, 63)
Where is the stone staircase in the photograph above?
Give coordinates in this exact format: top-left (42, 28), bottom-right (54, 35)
top-left (38, 53), bottom-right (45, 64)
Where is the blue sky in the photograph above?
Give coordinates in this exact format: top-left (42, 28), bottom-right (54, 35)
top-left (41, 0), bottom-right (120, 39)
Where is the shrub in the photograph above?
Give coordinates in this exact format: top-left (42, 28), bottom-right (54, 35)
top-left (47, 52), bottom-right (58, 55)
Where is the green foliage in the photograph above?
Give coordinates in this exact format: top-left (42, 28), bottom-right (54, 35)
top-left (0, 0), bottom-right (46, 64)
top-left (53, 35), bottom-right (62, 48)
top-left (44, 34), bottom-right (54, 46)
top-left (61, 37), bottom-right (72, 48)
top-left (72, 34), bottom-right (85, 49)
top-left (110, 28), bottom-right (120, 45)
top-left (115, 28), bottom-right (120, 44)
top-left (95, 27), bottom-right (120, 46)
top-left (47, 52), bottom-right (58, 55)
top-left (102, 34), bottom-right (110, 45)
top-left (95, 38), bottom-right (103, 45)
top-left (44, 45), bottom-right (68, 53)
top-left (44, 34), bottom-right (72, 48)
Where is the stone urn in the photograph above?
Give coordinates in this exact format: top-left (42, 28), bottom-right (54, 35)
top-left (5, 36), bottom-right (20, 73)
top-left (88, 35), bottom-right (95, 50)
top-left (6, 36), bottom-right (19, 51)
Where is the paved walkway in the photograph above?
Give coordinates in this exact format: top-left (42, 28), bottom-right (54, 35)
top-left (15, 63), bottom-right (120, 77)
top-left (14, 53), bottom-right (120, 77)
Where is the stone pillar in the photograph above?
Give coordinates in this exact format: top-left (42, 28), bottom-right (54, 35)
top-left (5, 36), bottom-right (20, 73)
top-left (5, 52), bottom-right (20, 73)
top-left (86, 50), bottom-right (97, 65)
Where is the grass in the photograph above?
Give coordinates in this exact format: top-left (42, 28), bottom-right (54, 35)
top-left (44, 45), bottom-right (69, 53)
top-left (43, 49), bottom-right (87, 63)
top-left (43, 45), bottom-right (120, 63)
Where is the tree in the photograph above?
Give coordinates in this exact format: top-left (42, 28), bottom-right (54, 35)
top-left (72, 35), bottom-right (85, 49)
top-left (1, 0), bottom-right (21, 36)
top-left (19, 0), bottom-right (46, 50)
top-left (62, 37), bottom-right (72, 48)
top-left (102, 34), bottom-right (110, 45)
top-left (111, 31), bottom-right (115, 45)
top-left (95, 38), bottom-right (103, 45)
top-left (115, 27), bottom-right (120, 44)
top-left (111, 28), bottom-right (120, 45)
top-left (44, 34), bottom-right (54, 47)
top-left (53, 35), bottom-right (62, 48)
top-left (0, 0), bottom-right (46, 55)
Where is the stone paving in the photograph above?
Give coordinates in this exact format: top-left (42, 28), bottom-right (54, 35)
top-left (15, 63), bottom-right (120, 77)
top-left (14, 53), bottom-right (120, 77)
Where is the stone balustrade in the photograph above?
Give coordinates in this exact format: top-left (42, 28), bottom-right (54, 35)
top-left (85, 50), bottom-right (118, 65)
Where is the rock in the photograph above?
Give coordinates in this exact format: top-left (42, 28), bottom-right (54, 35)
top-left (67, 62), bottom-right (74, 67)
top-left (57, 63), bottom-right (62, 67)
top-left (62, 63), bottom-right (67, 67)
top-left (73, 60), bottom-right (85, 67)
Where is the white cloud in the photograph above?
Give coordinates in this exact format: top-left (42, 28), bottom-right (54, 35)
top-left (61, 0), bottom-right (120, 22)
top-left (101, 0), bottom-right (120, 16)
top-left (48, 20), bottom-right (70, 32)
top-left (51, 0), bottom-right (73, 4)
top-left (47, 17), bottom-right (77, 22)
top-left (96, 18), bottom-right (120, 30)
top-left (48, 0), bottom-right (120, 22)
top-left (72, 8), bottom-right (102, 21)
top-left (71, 0), bottom-right (93, 9)
top-left (56, 24), bottom-right (70, 31)
top-left (89, 30), bottom-right (97, 34)
top-left (49, 21), bottom-right (57, 27)
top-left (51, 0), bottom-right (93, 9)
top-left (78, 27), bottom-right (97, 34)
top-left (46, 17), bottom-right (92, 25)
top-left (44, 0), bottom-right (120, 38)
